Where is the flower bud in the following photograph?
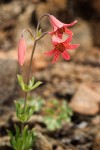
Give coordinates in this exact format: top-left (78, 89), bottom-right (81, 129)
top-left (18, 36), bottom-right (26, 66)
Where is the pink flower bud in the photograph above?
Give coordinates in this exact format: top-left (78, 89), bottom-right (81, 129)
top-left (18, 36), bottom-right (26, 66)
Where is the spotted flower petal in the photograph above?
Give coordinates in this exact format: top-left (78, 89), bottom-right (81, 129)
top-left (51, 52), bottom-right (60, 64)
top-left (65, 28), bottom-right (73, 36)
top-left (61, 51), bottom-right (70, 60)
top-left (45, 35), bottom-right (79, 63)
top-left (64, 43), bottom-right (80, 50)
top-left (57, 32), bottom-right (63, 39)
top-left (63, 35), bottom-right (73, 43)
top-left (45, 49), bottom-right (55, 56)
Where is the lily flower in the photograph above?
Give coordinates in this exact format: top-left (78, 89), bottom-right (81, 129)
top-left (49, 15), bottom-right (77, 39)
top-left (45, 35), bottom-right (80, 63)
top-left (18, 36), bottom-right (26, 66)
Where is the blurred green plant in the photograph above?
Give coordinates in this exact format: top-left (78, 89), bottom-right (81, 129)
top-left (17, 97), bottom-right (73, 131)
top-left (43, 100), bottom-right (73, 131)
top-left (8, 125), bottom-right (36, 150)
top-left (18, 96), bottom-right (45, 113)
top-left (17, 74), bottom-right (42, 92)
top-left (15, 101), bottom-right (35, 123)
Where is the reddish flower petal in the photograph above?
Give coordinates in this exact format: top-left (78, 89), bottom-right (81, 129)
top-left (47, 26), bottom-right (80, 63)
top-left (66, 43), bottom-right (80, 50)
top-left (52, 35), bottom-right (61, 45)
top-left (57, 32), bottom-right (63, 39)
top-left (65, 20), bottom-right (77, 27)
top-left (45, 49), bottom-right (55, 56)
top-left (18, 36), bottom-right (26, 66)
top-left (49, 15), bottom-right (64, 29)
top-left (51, 52), bottom-right (60, 64)
top-left (49, 20), bottom-right (58, 31)
top-left (61, 51), bottom-right (70, 60)
top-left (48, 15), bottom-right (77, 40)
top-left (48, 31), bottom-right (55, 36)
top-left (63, 36), bottom-right (72, 44)
top-left (64, 27), bottom-right (73, 36)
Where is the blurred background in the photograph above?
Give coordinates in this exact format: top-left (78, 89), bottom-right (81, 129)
top-left (0, 0), bottom-right (100, 149)
top-left (0, 0), bottom-right (100, 103)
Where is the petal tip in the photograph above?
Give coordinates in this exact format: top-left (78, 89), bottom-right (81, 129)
top-left (74, 20), bottom-right (77, 23)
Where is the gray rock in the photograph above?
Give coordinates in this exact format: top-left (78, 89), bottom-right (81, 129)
top-left (0, 59), bottom-right (18, 104)
top-left (69, 84), bottom-right (100, 115)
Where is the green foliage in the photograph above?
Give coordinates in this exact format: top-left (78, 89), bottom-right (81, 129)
top-left (17, 74), bottom-right (42, 92)
top-left (15, 101), bottom-right (35, 123)
top-left (8, 125), bottom-right (36, 150)
top-left (27, 96), bottom-right (45, 113)
top-left (18, 96), bottom-right (45, 113)
top-left (37, 29), bottom-right (42, 37)
top-left (15, 97), bottom-right (73, 131)
top-left (44, 117), bottom-right (61, 131)
top-left (43, 100), bottom-right (73, 131)
top-left (59, 100), bottom-right (73, 122)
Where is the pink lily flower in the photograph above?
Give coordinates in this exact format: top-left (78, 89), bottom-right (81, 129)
top-left (18, 36), bottom-right (26, 66)
top-left (49, 15), bottom-right (77, 39)
top-left (45, 35), bottom-right (80, 63)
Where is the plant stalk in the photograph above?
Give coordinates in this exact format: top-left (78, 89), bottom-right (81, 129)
top-left (35, 14), bottom-right (49, 38)
top-left (23, 31), bottom-right (48, 111)
top-left (23, 40), bottom-right (37, 110)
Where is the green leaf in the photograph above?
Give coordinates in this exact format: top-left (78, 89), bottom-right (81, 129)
top-left (15, 101), bottom-right (36, 122)
top-left (17, 75), bottom-right (42, 92)
top-left (29, 106), bottom-right (35, 116)
top-left (29, 76), bottom-right (34, 87)
top-left (31, 36), bottom-right (35, 41)
top-left (14, 124), bottom-right (20, 139)
top-left (44, 117), bottom-right (61, 131)
top-left (19, 114), bottom-right (27, 122)
top-left (30, 81), bottom-right (42, 90)
top-left (14, 101), bottom-right (22, 117)
top-left (52, 99), bottom-right (58, 105)
top-left (23, 125), bottom-right (28, 140)
top-left (17, 74), bottom-right (25, 91)
top-left (42, 99), bottom-right (73, 131)
top-left (37, 29), bottom-right (42, 37)
top-left (8, 125), bottom-right (36, 150)
top-left (45, 108), bottom-right (55, 115)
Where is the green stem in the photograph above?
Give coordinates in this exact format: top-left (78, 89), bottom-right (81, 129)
top-left (23, 40), bottom-right (37, 110)
top-left (21, 122), bottom-right (24, 134)
top-left (22, 28), bottom-right (35, 40)
top-left (21, 40), bottom-right (37, 135)
top-left (35, 14), bottom-right (49, 38)
top-left (21, 15), bottom-right (49, 133)
top-left (23, 32), bottom-right (48, 110)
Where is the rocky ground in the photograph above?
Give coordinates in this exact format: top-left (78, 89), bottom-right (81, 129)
top-left (0, 0), bottom-right (100, 150)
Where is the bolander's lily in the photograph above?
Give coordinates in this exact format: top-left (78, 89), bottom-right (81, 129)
top-left (49, 15), bottom-right (77, 39)
top-left (45, 35), bottom-right (79, 63)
